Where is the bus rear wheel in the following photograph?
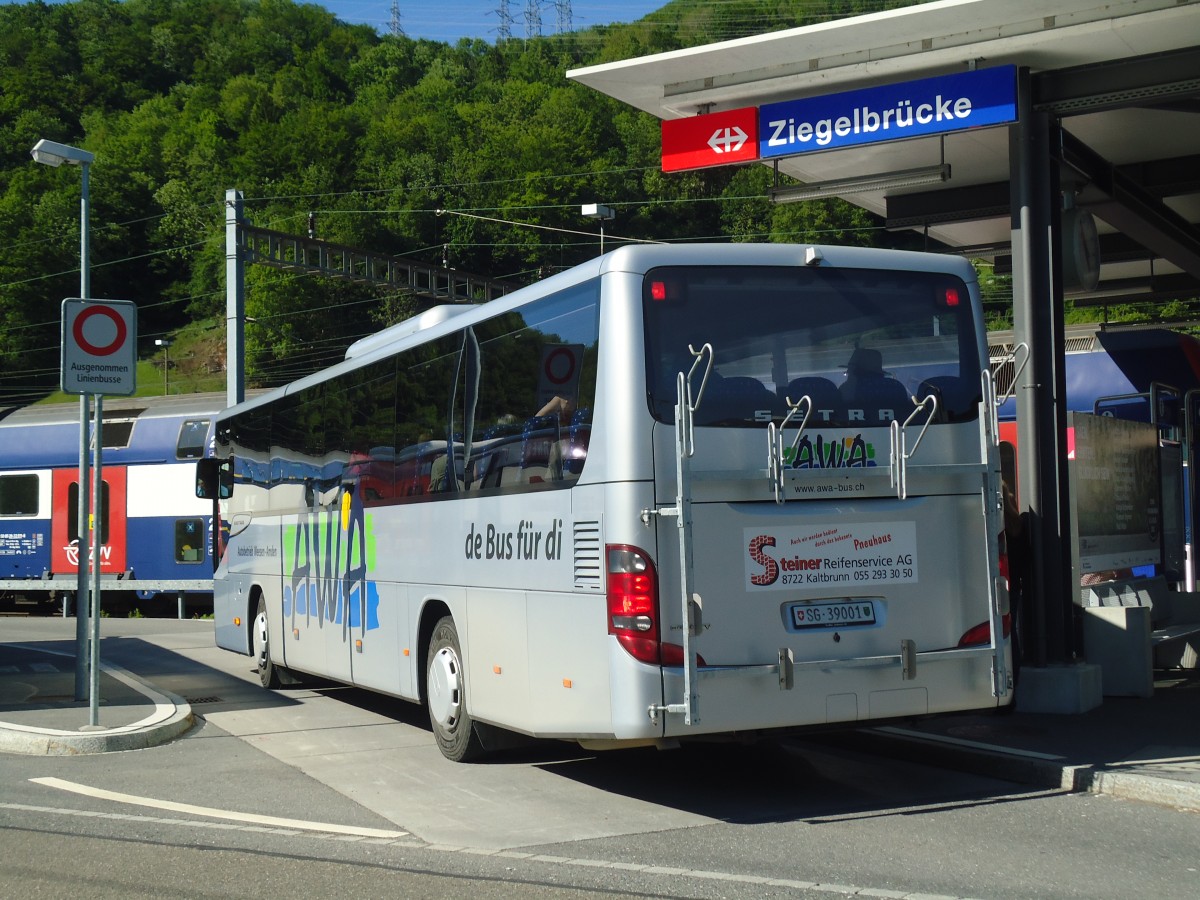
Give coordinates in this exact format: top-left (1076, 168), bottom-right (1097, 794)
top-left (426, 616), bottom-right (486, 762)
top-left (254, 596), bottom-right (282, 689)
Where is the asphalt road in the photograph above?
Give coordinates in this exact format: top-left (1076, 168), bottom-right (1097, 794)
top-left (3, 618), bottom-right (1199, 899)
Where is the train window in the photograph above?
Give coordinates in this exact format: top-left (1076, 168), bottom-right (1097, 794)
top-left (177, 419), bottom-right (211, 459)
top-left (0, 474), bottom-right (39, 516)
top-left (175, 519), bottom-right (204, 563)
top-left (101, 408), bottom-right (144, 449)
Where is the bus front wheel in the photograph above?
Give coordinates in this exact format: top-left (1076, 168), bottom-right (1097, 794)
top-left (426, 616), bottom-right (485, 762)
top-left (254, 596), bottom-right (282, 690)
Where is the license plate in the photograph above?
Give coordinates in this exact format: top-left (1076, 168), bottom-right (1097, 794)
top-left (791, 600), bottom-right (876, 629)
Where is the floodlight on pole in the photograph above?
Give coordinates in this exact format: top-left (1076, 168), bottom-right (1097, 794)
top-left (156, 339), bottom-right (173, 395)
top-left (31, 139), bottom-right (95, 168)
top-left (581, 203), bottom-right (616, 255)
top-left (32, 137), bottom-right (95, 707)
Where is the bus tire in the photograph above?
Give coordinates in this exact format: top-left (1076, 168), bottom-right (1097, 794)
top-left (426, 615), bottom-right (486, 762)
top-left (254, 596), bottom-right (282, 689)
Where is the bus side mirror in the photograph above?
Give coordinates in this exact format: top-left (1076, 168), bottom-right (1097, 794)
top-left (196, 458), bottom-right (233, 499)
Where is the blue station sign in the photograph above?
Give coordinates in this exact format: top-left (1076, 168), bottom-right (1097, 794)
top-left (758, 66), bottom-right (1017, 160)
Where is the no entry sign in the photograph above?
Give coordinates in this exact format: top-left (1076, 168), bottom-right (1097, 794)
top-left (61, 298), bottom-right (138, 396)
top-left (536, 343), bottom-right (585, 409)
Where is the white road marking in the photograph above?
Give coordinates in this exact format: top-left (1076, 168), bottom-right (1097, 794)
top-left (871, 725), bottom-right (1066, 760)
top-left (29, 777), bottom-right (407, 839)
top-left (5, 798), bottom-right (989, 899)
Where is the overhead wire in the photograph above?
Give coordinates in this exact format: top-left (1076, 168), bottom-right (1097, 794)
top-left (361, 0), bottom-right (875, 47)
top-left (2, 69), bottom-right (989, 395)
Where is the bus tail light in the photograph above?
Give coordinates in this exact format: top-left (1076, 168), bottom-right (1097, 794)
top-left (607, 544), bottom-right (660, 664)
top-left (606, 545), bottom-right (706, 667)
top-left (659, 641), bottom-right (705, 667)
top-left (961, 528), bottom-right (1014, 645)
top-left (958, 613), bottom-right (1011, 648)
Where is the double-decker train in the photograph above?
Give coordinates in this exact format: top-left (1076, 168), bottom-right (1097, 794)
top-left (990, 324), bottom-right (1200, 437)
top-left (0, 393), bottom-right (223, 615)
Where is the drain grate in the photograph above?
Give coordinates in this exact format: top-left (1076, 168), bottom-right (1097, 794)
top-left (185, 696), bottom-right (223, 704)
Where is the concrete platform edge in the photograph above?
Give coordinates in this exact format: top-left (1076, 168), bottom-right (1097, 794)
top-left (0, 649), bottom-right (195, 756)
top-left (853, 727), bottom-right (1200, 814)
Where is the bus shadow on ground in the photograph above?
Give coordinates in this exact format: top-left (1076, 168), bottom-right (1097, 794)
top-left (527, 736), bottom-right (1045, 824)
top-left (321, 682), bottom-right (1044, 825)
top-left (96, 636), bottom-right (307, 717)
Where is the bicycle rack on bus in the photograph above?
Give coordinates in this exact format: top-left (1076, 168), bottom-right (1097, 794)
top-left (888, 394), bottom-right (939, 501)
top-left (981, 362), bottom-right (1018, 698)
top-left (975, 342), bottom-right (1028, 698)
top-left (989, 341), bottom-right (1030, 441)
top-left (767, 393), bottom-right (814, 504)
top-left (647, 343), bottom-right (712, 727)
top-left (885, 364), bottom-right (1016, 701)
top-left (647, 345), bottom-right (803, 728)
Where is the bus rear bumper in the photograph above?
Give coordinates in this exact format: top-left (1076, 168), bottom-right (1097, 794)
top-left (657, 646), bottom-right (1008, 737)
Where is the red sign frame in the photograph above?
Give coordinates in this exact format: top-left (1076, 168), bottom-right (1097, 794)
top-left (661, 107), bottom-right (759, 173)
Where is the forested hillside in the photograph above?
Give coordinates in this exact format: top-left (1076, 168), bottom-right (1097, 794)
top-left (1, 0), bottom-right (923, 401)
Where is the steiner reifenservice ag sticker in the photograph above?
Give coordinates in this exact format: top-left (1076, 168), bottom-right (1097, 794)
top-left (744, 522), bottom-right (918, 590)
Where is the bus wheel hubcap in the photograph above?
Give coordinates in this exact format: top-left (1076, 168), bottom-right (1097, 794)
top-left (255, 611), bottom-right (269, 670)
top-left (428, 647), bottom-right (462, 730)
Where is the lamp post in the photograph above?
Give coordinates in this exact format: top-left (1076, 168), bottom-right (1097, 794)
top-left (156, 338), bottom-right (172, 395)
top-left (31, 138), bottom-right (94, 706)
top-left (581, 203), bottom-right (615, 256)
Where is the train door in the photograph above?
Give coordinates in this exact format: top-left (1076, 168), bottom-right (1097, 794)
top-left (50, 467), bottom-right (128, 576)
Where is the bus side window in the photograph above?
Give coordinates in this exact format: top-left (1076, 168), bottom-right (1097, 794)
top-left (428, 449), bottom-right (450, 493)
top-left (560, 406), bottom-right (591, 476)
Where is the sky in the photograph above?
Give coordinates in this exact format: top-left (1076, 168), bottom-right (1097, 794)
top-left (0, 1), bottom-right (667, 45)
top-left (287, 1), bottom-right (664, 44)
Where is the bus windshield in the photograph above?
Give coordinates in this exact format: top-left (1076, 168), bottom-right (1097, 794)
top-left (643, 265), bottom-right (981, 428)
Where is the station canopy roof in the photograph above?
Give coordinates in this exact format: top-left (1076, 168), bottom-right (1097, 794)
top-left (568, 0), bottom-right (1200, 307)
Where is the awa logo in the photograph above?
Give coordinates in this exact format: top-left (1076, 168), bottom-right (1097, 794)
top-left (786, 433), bottom-right (877, 468)
top-left (282, 489), bottom-right (380, 635)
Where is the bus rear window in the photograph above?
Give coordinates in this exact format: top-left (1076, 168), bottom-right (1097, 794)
top-left (643, 265), bottom-right (982, 428)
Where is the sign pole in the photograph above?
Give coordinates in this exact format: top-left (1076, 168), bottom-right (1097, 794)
top-left (89, 394), bottom-right (103, 727)
top-left (60, 296), bottom-right (137, 728)
top-left (74, 160), bottom-right (92, 702)
top-left (75, 394), bottom-right (90, 701)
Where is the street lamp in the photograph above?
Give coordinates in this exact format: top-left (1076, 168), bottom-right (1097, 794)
top-left (31, 139), bottom-right (95, 167)
top-left (156, 338), bottom-right (173, 395)
top-left (581, 203), bottom-right (615, 255)
top-left (32, 140), bottom-right (94, 296)
top-left (31, 138), bottom-right (95, 707)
